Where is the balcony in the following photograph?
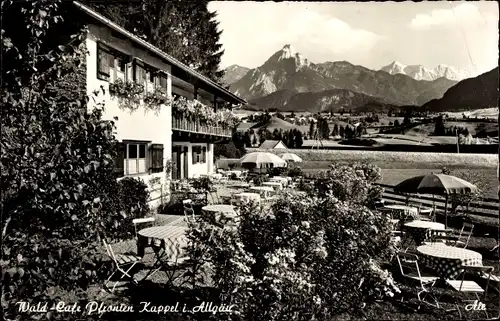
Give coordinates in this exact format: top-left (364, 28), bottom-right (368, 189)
top-left (172, 113), bottom-right (232, 138)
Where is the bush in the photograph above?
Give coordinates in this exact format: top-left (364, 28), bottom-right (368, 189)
top-left (183, 163), bottom-right (398, 321)
top-left (103, 177), bottom-right (151, 241)
top-left (267, 167), bottom-right (287, 177)
top-left (286, 166), bottom-right (303, 178)
top-left (252, 174), bottom-right (267, 186)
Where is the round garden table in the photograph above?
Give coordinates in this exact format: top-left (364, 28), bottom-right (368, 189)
top-left (383, 204), bottom-right (419, 220)
top-left (262, 181), bottom-right (283, 191)
top-left (416, 243), bottom-right (483, 279)
top-left (233, 192), bottom-right (261, 203)
top-left (404, 220), bottom-right (446, 245)
top-left (138, 226), bottom-right (188, 259)
top-left (270, 177), bottom-right (288, 186)
top-left (249, 186), bottom-right (274, 198)
top-left (202, 204), bottom-right (236, 215)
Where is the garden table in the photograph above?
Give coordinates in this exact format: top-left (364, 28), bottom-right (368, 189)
top-left (262, 181), bottom-right (283, 191)
top-left (383, 204), bottom-right (419, 220)
top-left (225, 170), bottom-right (242, 178)
top-left (270, 177), bottom-right (288, 186)
top-left (249, 186), bottom-right (274, 198)
top-left (416, 243), bottom-right (483, 279)
top-left (138, 225), bottom-right (188, 280)
top-left (404, 220), bottom-right (446, 245)
top-left (202, 204), bottom-right (236, 215)
top-left (233, 192), bottom-right (261, 203)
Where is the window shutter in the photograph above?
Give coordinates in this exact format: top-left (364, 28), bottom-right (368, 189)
top-left (97, 46), bottom-right (111, 80)
top-left (202, 147), bottom-right (206, 163)
top-left (114, 142), bottom-right (125, 178)
top-left (192, 147), bottom-right (197, 164)
top-left (150, 144), bottom-right (164, 173)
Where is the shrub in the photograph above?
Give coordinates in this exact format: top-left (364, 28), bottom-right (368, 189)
top-left (183, 163), bottom-right (398, 321)
top-left (267, 167), bottom-right (287, 177)
top-left (286, 166), bottom-right (303, 178)
top-left (1, 2), bottom-right (131, 319)
top-left (252, 174), bottom-right (266, 186)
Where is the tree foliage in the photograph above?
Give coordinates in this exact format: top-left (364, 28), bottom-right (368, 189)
top-left (83, 0), bottom-right (226, 82)
top-left (1, 1), bottom-right (147, 319)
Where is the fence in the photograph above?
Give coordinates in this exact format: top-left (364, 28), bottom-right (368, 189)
top-left (376, 183), bottom-right (499, 222)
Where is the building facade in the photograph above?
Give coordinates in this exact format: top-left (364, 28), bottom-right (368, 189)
top-left (75, 2), bottom-right (245, 207)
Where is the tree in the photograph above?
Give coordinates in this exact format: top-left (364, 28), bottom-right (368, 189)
top-left (320, 119), bottom-right (330, 139)
top-left (84, 0), bottom-right (225, 82)
top-left (290, 111), bottom-right (295, 118)
top-left (434, 115), bottom-right (446, 136)
top-left (332, 124), bottom-right (339, 137)
top-left (276, 112), bottom-right (285, 120)
top-left (243, 131), bottom-right (252, 147)
top-left (393, 119), bottom-right (400, 127)
top-left (1, 2), bottom-right (134, 319)
top-left (339, 125), bottom-right (345, 139)
top-left (294, 130), bottom-right (303, 148)
top-left (309, 121), bottom-right (316, 139)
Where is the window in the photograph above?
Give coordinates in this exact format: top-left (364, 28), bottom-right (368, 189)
top-left (124, 141), bottom-right (149, 175)
top-left (192, 146), bottom-right (206, 164)
top-left (158, 74), bottom-right (168, 89)
top-left (192, 146), bottom-right (202, 164)
top-left (97, 45), bottom-right (114, 81)
top-left (133, 60), bottom-right (147, 87)
top-left (97, 43), bottom-right (128, 82)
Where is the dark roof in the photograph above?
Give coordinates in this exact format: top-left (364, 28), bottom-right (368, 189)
top-left (73, 1), bottom-right (246, 105)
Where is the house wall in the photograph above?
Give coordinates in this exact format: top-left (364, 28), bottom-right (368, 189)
top-left (172, 142), bottom-right (214, 178)
top-left (85, 24), bottom-right (173, 208)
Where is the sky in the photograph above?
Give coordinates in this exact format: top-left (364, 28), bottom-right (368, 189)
top-left (208, 1), bottom-right (499, 77)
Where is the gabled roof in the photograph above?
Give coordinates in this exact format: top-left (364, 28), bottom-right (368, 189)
top-left (73, 1), bottom-right (246, 105)
top-left (259, 140), bottom-right (288, 149)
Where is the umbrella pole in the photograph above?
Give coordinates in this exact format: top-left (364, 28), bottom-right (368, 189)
top-left (444, 194), bottom-right (449, 229)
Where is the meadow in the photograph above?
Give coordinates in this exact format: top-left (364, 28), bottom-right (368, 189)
top-left (243, 149), bottom-right (499, 199)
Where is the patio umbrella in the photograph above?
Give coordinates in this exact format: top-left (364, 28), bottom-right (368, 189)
top-left (394, 173), bottom-right (478, 228)
top-left (280, 153), bottom-right (303, 163)
top-left (239, 152), bottom-right (287, 171)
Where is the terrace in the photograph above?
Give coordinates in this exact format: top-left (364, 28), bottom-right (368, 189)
top-left (72, 156), bottom-right (498, 321)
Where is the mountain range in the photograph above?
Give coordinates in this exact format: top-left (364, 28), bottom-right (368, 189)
top-left (422, 67), bottom-right (499, 112)
top-left (223, 65), bottom-right (250, 85)
top-left (380, 61), bottom-right (470, 81)
top-left (224, 45), bottom-right (498, 113)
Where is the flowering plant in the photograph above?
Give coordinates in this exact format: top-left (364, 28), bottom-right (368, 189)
top-left (183, 162), bottom-right (395, 320)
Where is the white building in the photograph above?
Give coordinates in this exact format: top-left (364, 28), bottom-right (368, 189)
top-left (74, 2), bottom-right (246, 207)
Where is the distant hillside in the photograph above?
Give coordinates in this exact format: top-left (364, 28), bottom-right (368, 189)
top-left (223, 64), bottom-right (250, 85)
top-left (230, 44), bottom-right (457, 107)
top-left (249, 88), bottom-right (398, 112)
top-left (422, 67), bottom-right (499, 112)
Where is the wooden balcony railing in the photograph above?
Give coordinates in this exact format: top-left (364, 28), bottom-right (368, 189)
top-left (172, 114), bottom-right (232, 137)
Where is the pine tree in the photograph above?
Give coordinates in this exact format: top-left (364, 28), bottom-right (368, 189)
top-left (84, 0), bottom-right (225, 82)
top-left (295, 131), bottom-right (303, 148)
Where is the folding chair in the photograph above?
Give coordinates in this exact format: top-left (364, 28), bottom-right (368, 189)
top-left (445, 265), bottom-right (494, 319)
top-left (102, 239), bottom-right (141, 293)
top-left (452, 223), bottom-right (474, 248)
top-left (132, 217), bottom-right (155, 256)
top-left (132, 217), bottom-right (156, 239)
top-left (183, 199), bottom-right (196, 221)
top-left (396, 251), bottom-right (440, 307)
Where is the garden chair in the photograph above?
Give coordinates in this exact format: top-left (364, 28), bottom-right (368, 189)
top-left (445, 265), bottom-right (494, 320)
top-left (183, 199), bottom-right (195, 219)
top-left (132, 217), bottom-right (156, 239)
top-left (102, 239), bottom-right (141, 293)
top-left (435, 223), bottom-right (474, 248)
top-left (396, 251), bottom-right (440, 308)
top-left (132, 217), bottom-right (156, 257)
